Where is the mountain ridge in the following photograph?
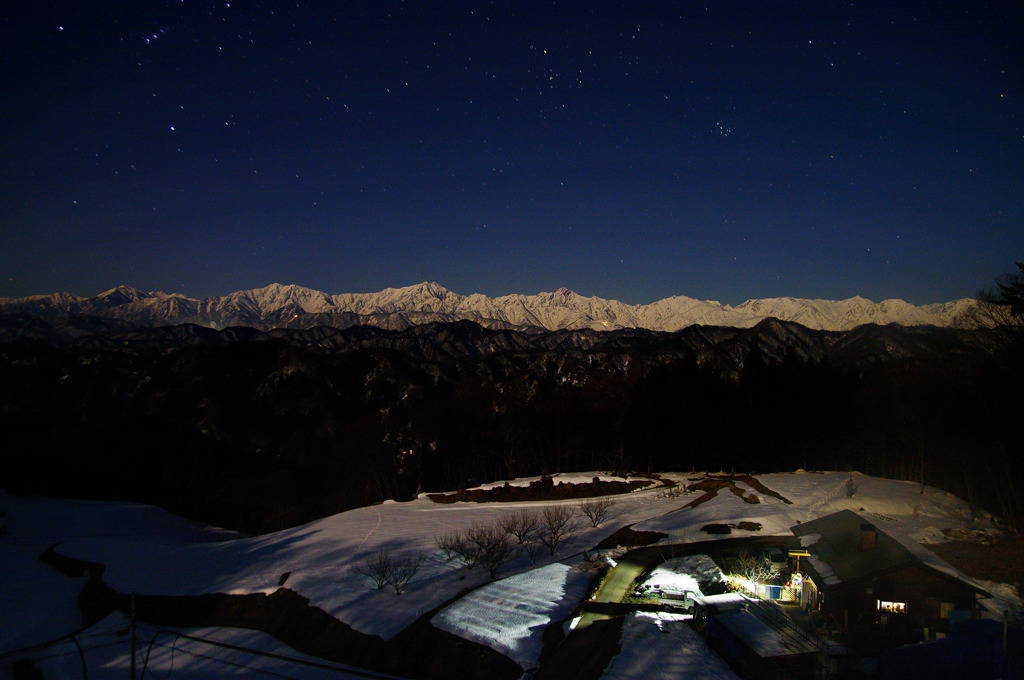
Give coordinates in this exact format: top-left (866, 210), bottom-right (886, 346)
top-left (0, 282), bottom-right (977, 333)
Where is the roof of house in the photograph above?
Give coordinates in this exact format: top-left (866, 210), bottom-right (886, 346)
top-left (790, 510), bottom-right (987, 594)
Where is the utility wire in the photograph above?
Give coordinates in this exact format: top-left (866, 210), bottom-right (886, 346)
top-left (145, 640), bottom-right (300, 680)
top-left (139, 629), bottom-right (410, 680)
top-left (6, 629), bottom-right (408, 680)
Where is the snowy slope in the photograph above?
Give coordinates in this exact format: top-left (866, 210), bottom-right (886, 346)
top-left (2, 470), bottom-right (1019, 679)
top-left (0, 495), bottom-right (226, 653)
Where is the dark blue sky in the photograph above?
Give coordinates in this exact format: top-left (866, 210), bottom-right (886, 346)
top-left (2, 1), bottom-right (1021, 305)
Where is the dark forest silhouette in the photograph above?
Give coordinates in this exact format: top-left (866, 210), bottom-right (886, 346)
top-left (2, 312), bottom-right (1021, 535)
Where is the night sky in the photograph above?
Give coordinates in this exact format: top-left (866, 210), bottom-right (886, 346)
top-left (2, 2), bottom-right (1021, 305)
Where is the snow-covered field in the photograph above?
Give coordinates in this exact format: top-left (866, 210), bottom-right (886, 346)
top-left (432, 561), bottom-right (592, 670)
top-left (2, 470), bottom-right (1019, 679)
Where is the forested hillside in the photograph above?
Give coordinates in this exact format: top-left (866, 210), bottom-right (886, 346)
top-left (2, 317), bottom-right (1020, 534)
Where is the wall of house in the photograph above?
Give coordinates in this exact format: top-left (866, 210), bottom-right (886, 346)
top-left (820, 565), bottom-right (978, 642)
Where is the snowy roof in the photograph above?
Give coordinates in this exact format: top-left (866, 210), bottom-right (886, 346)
top-left (790, 510), bottom-right (986, 594)
top-left (710, 600), bottom-right (818, 658)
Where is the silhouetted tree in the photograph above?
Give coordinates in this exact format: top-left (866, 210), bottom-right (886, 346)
top-left (957, 261), bottom-right (1024, 328)
top-left (990, 262), bottom-right (1024, 320)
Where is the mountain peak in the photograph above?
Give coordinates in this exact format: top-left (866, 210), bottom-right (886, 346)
top-left (94, 285), bottom-right (152, 304)
top-left (408, 281), bottom-right (452, 296)
top-left (544, 287), bottom-right (581, 300)
top-left (0, 283), bottom-right (979, 333)
top-left (246, 282), bottom-right (319, 296)
top-left (97, 284), bottom-right (148, 296)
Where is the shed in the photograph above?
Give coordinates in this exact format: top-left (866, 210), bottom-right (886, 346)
top-left (703, 595), bottom-right (820, 680)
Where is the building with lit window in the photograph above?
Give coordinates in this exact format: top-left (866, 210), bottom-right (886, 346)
top-left (790, 510), bottom-right (990, 646)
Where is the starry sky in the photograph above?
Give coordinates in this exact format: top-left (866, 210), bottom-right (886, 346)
top-left (2, 1), bottom-right (1021, 305)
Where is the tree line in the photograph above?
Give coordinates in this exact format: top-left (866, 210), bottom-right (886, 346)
top-left (375, 336), bottom-right (1022, 530)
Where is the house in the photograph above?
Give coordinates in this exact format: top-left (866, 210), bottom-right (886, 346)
top-left (790, 510), bottom-right (990, 646)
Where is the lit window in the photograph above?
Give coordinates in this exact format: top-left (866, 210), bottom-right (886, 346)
top-left (877, 600), bottom-right (906, 613)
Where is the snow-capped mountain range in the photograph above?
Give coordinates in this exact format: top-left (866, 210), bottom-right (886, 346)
top-left (0, 282), bottom-right (976, 332)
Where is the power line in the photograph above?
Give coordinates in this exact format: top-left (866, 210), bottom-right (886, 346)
top-left (139, 629), bottom-right (411, 680)
top-left (145, 640), bottom-right (301, 680)
top-left (5, 626), bottom-right (412, 680)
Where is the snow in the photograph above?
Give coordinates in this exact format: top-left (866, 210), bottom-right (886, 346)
top-left (1, 541), bottom-right (85, 651)
top-left (41, 487), bottom-right (664, 641)
top-left (800, 533), bottom-right (822, 547)
top-left (976, 581), bottom-right (1024, 621)
top-left (4, 282), bottom-right (973, 332)
top-left (0, 494), bottom-right (220, 652)
top-left (25, 613), bottom-right (400, 680)
top-left (639, 555), bottom-right (726, 598)
top-left (879, 521), bottom-right (970, 583)
top-left (2, 469), bottom-right (1016, 679)
top-left (809, 555), bottom-right (840, 585)
top-left (636, 470), bottom-right (993, 548)
top-left (601, 612), bottom-right (741, 680)
top-left (52, 499), bottom-right (521, 639)
top-left (431, 561), bottom-right (592, 670)
top-left (714, 604), bottom-right (803, 657)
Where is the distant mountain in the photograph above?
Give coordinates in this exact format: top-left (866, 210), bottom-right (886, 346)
top-left (0, 282), bottom-right (978, 332)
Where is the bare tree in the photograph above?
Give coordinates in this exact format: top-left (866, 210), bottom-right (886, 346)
top-left (952, 298), bottom-right (1018, 329)
top-left (499, 509), bottom-right (538, 544)
top-left (578, 497), bottom-right (616, 527)
top-left (735, 550), bottom-right (776, 582)
top-left (355, 548), bottom-right (395, 590)
top-left (954, 264), bottom-right (1024, 329)
top-left (450, 532), bottom-right (482, 569)
top-left (465, 523), bottom-right (517, 579)
top-left (388, 553), bottom-right (425, 595)
top-left (355, 548), bottom-right (424, 594)
top-left (523, 538), bottom-right (546, 565)
top-left (844, 476), bottom-right (857, 499)
top-left (435, 530), bottom-right (463, 561)
top-left (984, 262), bottom-right (1024, 323)
top-left (538, 505), bottom-right (577, 555)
